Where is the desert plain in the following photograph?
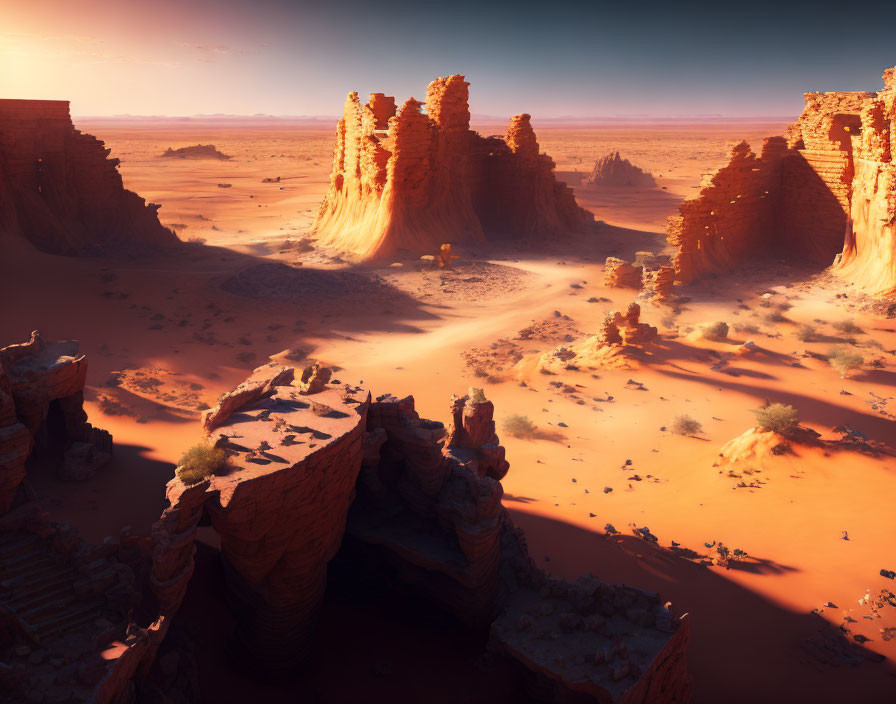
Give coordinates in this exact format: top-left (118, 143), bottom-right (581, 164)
top-left (2, 115), bottom-right (895, 703)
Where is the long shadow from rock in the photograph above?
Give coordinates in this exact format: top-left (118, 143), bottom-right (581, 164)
top-left (508, 508), bottom-right (896, 704)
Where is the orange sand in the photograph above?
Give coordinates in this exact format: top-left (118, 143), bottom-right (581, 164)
top-left (3, 119), bottom-right (894, 703)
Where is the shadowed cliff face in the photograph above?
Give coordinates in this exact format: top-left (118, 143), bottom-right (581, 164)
top-left (667, 66), bottom-right (896, 297)
top-left (312, 75), bottom-right (592, 260)
top-left (0, 99), bottom-right (178, 255)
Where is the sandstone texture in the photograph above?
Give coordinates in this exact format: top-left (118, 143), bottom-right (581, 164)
top-left (152, 365), bottom-right (369, 673)
top-left (585, 151), bottom-right (656, 187)
top-left (605, 257), bottom-right (643, 288)
top-left (312, 75), bottom-right (592, 260)
top-left (0, 99), bottom-right (178, 254)
top-left (668, 65), bottom-right (896, 297)
top-left (0, 331), bottom-right (112, 512)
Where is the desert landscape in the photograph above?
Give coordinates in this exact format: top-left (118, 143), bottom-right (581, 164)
top-left (2, 5), bottom-right (896, 702)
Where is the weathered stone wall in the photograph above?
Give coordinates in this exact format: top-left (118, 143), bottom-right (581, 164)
top-left (0, 99), bottom-right (177, 254)
top-left (667, 66), bottom-right (896, 296)
top-left (313, 76), bottom-right (591, 260)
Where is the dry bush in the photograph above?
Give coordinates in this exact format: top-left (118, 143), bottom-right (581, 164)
top-left (503, 414), bottom-right (537, 438)
top-left (670, 414), bottom-right (703, 436)
top-left (795, 324), bottom-right (816, 342)
top-left (832, 319), bottom-right (864, 335)
top-left (752, 403), bottom-right (799, 434)
top-left (828, 346), bottom-right (864, 377)
top-left (700, 321), bottom-right (729, 342)
top-left (176, 443), bottom-right (229, 485)
top-left (187, 236), bottom-right (207, 245)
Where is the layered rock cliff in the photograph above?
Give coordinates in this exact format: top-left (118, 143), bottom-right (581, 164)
top-left (0, 99), bottom-right (177, 254)
top-left (312, 76), bottom-right (591, 260)
top-left (668, 66), bottom-right (896, 297)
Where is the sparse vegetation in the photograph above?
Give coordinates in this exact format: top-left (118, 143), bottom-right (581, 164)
top-left (176, 443), bottom-right (229, 485)
top-left (503, 414), bottom-right (537, 438)
top-left (187, 236), bottom-right (207, 245)
top-left (700, 321), bottom-right (729, 342)
top-left (468, 387), bottom-right (487, 404)
top-left (827, 346), bottom-right (864, 377)
top-left (733, 323), bottom-right (761, 335)
top-left (832, 319), bottom-right (864, 335)
top-left (670, 414), bottom-right (703, 436)
top-left (795, 323), bottom-right (816, 342)
top-left (762, 310), bottom-right (790, 325)
top-left (752, 403), bottom-right (799, 434)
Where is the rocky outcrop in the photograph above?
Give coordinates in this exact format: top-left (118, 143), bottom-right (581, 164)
top-left (146, 366), bottom-right (689, 700)
top-left (159, 144), bottom-right (231, 160)
top-left (668, 65), bottom-right (896, 297)
top-left (0, 332), bottom-right (112, 512)
top-left (312, 76), bottom-right (592, 260)
top-left (585, 151), bottom-right (656, 187)
top-left (605, 257), bottom-right (643, 288)
top-left (152, 367), bottom-right (369, 673)
top-left (538, 303), bottom-right (658, 373)
top-left (642, 265), bottom-right (676, 305)
top-left (0, 99), bottom-right (178, 254)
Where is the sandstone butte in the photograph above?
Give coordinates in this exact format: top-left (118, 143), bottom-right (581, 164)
top-left (667, 65), bottom-right (896, 298)
top-left (585, 151), bottom-right (656, 187)
top-left (0, 99), bottom-right (178, 255)
top-left (311, 75), bottom-right (593, 260)
top-left (0, 349), bottom-right (691, 703)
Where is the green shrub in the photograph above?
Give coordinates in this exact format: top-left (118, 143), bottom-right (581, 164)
top-left (827, 346), bottom-right (864, 377)
top-left (700, 321), bottom-right (729, 342)
top-left (176, 443), bottom-right (229, 485)
top-left (752, 403), bottom-right (799, 434)
top-left (670, 414), bottom-right (703, 436)
top-left (503, 414), bottom-right (537, 438)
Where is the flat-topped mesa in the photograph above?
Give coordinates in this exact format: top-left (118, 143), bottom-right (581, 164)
top-left (147, 367), bottom-right (689, 699)
top-left (585, 151), bottom-right (657, 187)
top-left (668, 65), bottom-right (896, 297)
top-left (312, 75), bottom-right (592, 260)
top-left (0, 99), bottom-right (178, 255)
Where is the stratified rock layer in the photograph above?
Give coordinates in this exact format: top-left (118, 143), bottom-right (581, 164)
top-left (0, 331), bottom-right (112, 512)
top-left (585, 151), bottom-right (656, 187)
top-left (668, 66), bottom-right (896, 297)
top-left (312, 75), bottom-right (591, 259)
top-left (0, 99), bottom-right (177, 254)
top-left (152, 366), bottom-right (369, 673)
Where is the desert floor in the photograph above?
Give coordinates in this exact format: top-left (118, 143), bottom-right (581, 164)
top-left (2, 118), bottom-right (895, 702)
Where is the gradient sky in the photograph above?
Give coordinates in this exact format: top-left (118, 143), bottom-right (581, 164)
top-left (1, 0), bottom-right (894, 118)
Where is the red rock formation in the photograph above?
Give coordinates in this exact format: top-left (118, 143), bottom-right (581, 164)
top-left (668, 66), bottom-right (896, 297)
top-left (0, 332), bottom-right (112, 512)
top-left (585, 151), bottom-right (656, 187)
top-left (152, 367), bottom-right (369, 673)
top-left (642, 265), bottom-right (675, 305)
top-left (159, 144), bottom-right (231, 160)
top-left (0, 99), bottom-right (177, 254)
top-left (146, 368), bottom-right (689, 697)
top-left (312, 76), bottom-right (591, 260)
top-left (605, 257), bottom-right (643, 288)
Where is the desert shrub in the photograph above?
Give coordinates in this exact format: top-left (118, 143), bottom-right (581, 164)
top-left (670, 414), bottom-right (703, 436)
top-left (832, 319), bottom-right (864, 335)
top-left (468, 387), bottom-right (487, 404)
top-left (795, 323), bottom-right (816, 342)
top-left (827, 346), bottom-right (864, 377)
top-left (752, 403), bottom-right (799, 434)
top-left (733, 323), bottom-right (760, 335)
top-left (763, 310), bottom-right (790, 324)
top-left (176, 443), bottom-right (229, 485)
top-left (661, 315), bottom-right (678, 329)
top-left (503, 414), bottom-right (537, 438)
top-left (700, 321), bottom-right (729, 342)
top-left (187, 236), bottom-right (207, 245)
